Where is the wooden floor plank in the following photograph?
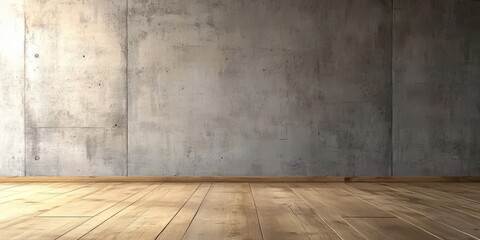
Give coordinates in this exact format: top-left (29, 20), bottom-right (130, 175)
top-left (0, 183), bottom-right (47, 193)
top-left (183, 182), bottom-right (263, 240)
top-left (81, 183), bottom-right (198, 239)
top-left (38, 183), bottom-right (88, 194)
top-left (0, 217), bottom-right (87, 240)
top-left (114, 183), bottom-right (199, 239)
top-left (0, 183), bottom-right (22, 191)
top-left (58, 183), bottom-right (161, 240)
top-left (6, 183), bottom-right (86, 202)
top-left (344, 218), bottom-right (440, 240)
top-left (0, 183), bottom-right (115, 228)
top-left (288, 183), bottom-right (368, 240)
top-left (289, 183), bottom-right (392, 218)
top-left (39, 183), bottom-right (148, 217)
top-left (0, 182), bottom-right (478, 240)
top-left (251, 183), bottom-right (341, 240)
top-left (78, 183), bottom-right (175, 239)
top-left (0, 183), bottom-right (64, 203)
top-left (384, 183), bottom-right (480, 219)
top-left (156, 182), bottom-right (212, 240)
top-left (349, 183), bottom-right (480, 238)
top-left (383, 183), bottom-right (480, 220)
top-left (413, 182), bottom-right (480, 203)
top-left (339, 183), bottom-right (477, 240)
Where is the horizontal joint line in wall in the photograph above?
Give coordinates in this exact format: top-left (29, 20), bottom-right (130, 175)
top-left (31, 127), bottom-right (108, 129)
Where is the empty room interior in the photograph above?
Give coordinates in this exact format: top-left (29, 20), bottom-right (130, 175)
top-left (1, 0), bottom-right (480, 239)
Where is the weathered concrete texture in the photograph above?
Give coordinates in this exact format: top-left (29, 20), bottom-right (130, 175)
top-left (128, 0), bottom-right (392, 176)
top-left (393, 0), bottom-right (480, 175)
top-left (0, 0), bottom-right (25, 176)
top-left (24, 0), bottom-right (127, 176)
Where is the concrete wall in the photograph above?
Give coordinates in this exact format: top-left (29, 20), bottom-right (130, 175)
top-left (127, 0), bottom-right (392, 176)
top-left (392, 0), bottom-right (480, 175)
top-left (0, 0), bottom-right (478, 176)
top-left (24, 0), bottom-right (127, 176)
top-left (0, 0), bottom-right (25, 176)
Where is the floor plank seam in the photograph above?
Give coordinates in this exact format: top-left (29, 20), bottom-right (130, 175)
top-left (154, 182), bottom-right (202, 239)
top-left (286, 183), bottom-right (353, 240)
top-left (383, 183), bottom-right (480, 221)
top-left (0, 183), bottom-right (58, 202)
top-left (341, 184), bottom-right (471, 240)
top-left (35, 183), bottom-right (112, 218)
top-left (1, 182), bottom-right (479, 240)
top-left (249, 182), bottom-right (265, 240)
top-left (341, 217), bottom-right (371, 240)
top-left (57, 183), bottom-right (163, 240)
top-left (31, 184), bottom-right (94, 213)
top-left (91, 183), bottom-right (173, 239)
top-left (180, 182), bottom-right (213, 240)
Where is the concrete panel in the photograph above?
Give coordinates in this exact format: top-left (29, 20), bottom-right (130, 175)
top-left (26, 128), bottom-right (126, 176)
top-left (25, 0), bottom-right (127, 175)
top-left (128, 0), bottom-right (392, 176)
top-left (0, 0), bottom-right (25, 176)
top-left (393, 0), bottom-right (480, 175)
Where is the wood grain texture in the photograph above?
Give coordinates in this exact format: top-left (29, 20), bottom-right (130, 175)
top-left (339, 183), bottom-right (478, 240)
top-left (287, 184), bottom-right (367, 240)
top-left (183, 183), bottom-right (263, 240)
top-left (348, 183), bottom-right (480, 238)
top-left (58, 183), bottom-right (160, 240)
top-left (412, 182), bottom-right (480, 202)
top-left (0, 184), bottom-right (104, 227)
top-left (0, 182), bottom-right (478, 240)
top-left (288, 183), bottom-right (392, 218)
top-left (157, 182), bottom-right (211, 240)
top-left (80, 183), bottom-right (198, 239)
top-left (343, 218), bottom-right (439, 240)
top-left (39, 183), bottom-right (151, 217)
top-left (251, 183), bottom-right (341, 240)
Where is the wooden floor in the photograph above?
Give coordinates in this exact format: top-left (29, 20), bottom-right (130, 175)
top-left (0, 182), bottom-right (479, 239)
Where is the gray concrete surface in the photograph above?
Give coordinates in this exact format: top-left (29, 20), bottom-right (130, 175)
top-left (128, 0), bottom-right (392, 176)
top-left (24, 0), bottom-right (127, 175)
top-left (0, 0), bottom-right (478, 176)
top-left (392, 0), bottom-right (480, 175)
top-left (0, 0), bottom-right (25, 176)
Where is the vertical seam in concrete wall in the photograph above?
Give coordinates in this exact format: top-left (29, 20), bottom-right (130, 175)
top-left (390, 0), bottom-right (395, 176)
top-left (23, 0), bottom-right (27, 176)
top-left (126, 0), bottom-right (129, 176)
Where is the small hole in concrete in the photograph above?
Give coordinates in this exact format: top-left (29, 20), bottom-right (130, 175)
top-left (221, 157), bottom-right (223, 159)
top-left (35, 54), bottom-right (39, 58)
top-left (34, 156), bottom-right (40, 161)
top-left (114, 124), bottom-right (118, 127)
top-left (98, 83), bottom-right (101, 86)
top-left (83, 55), bottom-right (85, 58)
